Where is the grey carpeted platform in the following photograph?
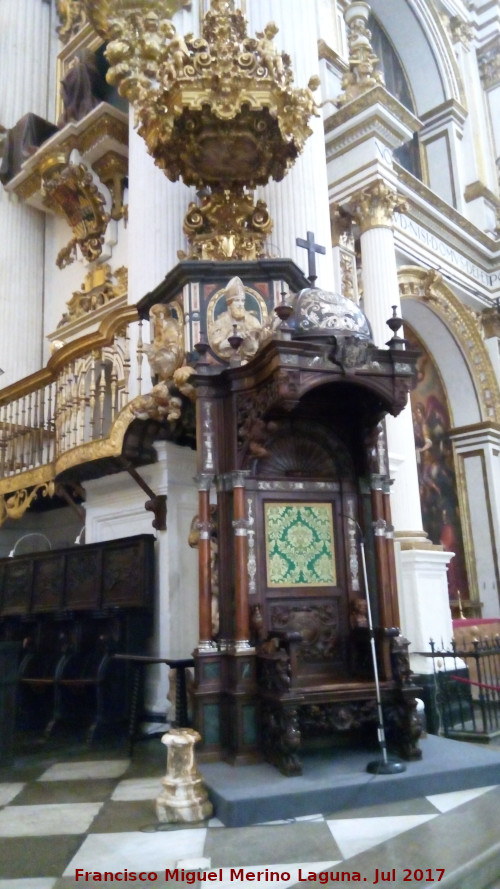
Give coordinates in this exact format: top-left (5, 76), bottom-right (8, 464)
top-left (200, 734), bottom-right (500, 826)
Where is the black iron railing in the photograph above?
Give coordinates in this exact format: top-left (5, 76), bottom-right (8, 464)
top-left (418, 636), bottom-right (500, 741)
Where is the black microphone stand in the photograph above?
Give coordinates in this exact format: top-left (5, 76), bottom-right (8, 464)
top-left (347, 516), bottom-right (406, 775)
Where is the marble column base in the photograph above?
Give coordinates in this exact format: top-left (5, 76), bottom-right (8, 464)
top-left (156, 728), bottom-right (213, 823)
top-left (396, 544), bottom-right (455, 675)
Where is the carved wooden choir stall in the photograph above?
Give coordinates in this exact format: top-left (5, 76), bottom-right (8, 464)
top-left (137, 258), bottom-right (423, 776)
top-left (0, 534), bottom-right (154, 741)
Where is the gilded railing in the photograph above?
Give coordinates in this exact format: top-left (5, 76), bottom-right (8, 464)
top-left (0, 305), bottom-right (142, 499)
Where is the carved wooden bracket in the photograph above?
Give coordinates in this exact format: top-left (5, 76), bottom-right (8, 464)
top-left (119, 458), bottom-right (167, 531)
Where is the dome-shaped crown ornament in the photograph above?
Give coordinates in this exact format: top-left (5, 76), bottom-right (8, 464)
top-left (83, 0), bottom-right (320, 260)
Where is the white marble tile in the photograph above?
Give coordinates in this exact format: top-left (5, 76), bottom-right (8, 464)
top-left (426, 784), bottom-right (498, 814)
top-left (205, 863), bottom-right (341, 889)
top-left (38, 760), bottom-right (130, 782)
top-left (64, 828), bottom-right (207, 876)
top-left (111, 778), bottom-right (161, 801)
top-left (0, 803), bottom-right (102, 837)
top-left (326, 814), bottom-right (438, 860)
top-left (294, 814), bottom-right (324, 822)
top-left (0, 880), bottom-right (56, 889)
top-left (0, 783), bottom-right (25, 806)
top-left (257, 813), bottom-right (325, 826)
top-left (178, 857), bottom-right (211, 869)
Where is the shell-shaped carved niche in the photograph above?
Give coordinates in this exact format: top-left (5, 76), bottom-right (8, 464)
top-left (253, 420), bottom-right (354, 480)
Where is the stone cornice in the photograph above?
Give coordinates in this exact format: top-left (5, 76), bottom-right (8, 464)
top-left (419, 98), bottom-right (468, 133)
top-left (5, 103), bottom-right (128, 209)
top-left (464, 180), bottom-right (500, 207)
top-left (395, 164), bottom-right (500, 261)
top-left (318, 39), bottom-right (347, 72)
top-left (325, 85), bottom-right (420, 137)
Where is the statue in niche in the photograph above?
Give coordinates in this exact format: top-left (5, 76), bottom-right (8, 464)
top-left (58, 49), bottom-right (103, 127)
top-left (208, 276), bottom-right (267, 361)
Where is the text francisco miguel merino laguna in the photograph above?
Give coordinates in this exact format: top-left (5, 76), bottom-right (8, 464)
top-left (75, 868), bottom-right (445, 883)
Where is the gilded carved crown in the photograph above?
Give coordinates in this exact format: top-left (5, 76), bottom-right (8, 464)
top-left (84, 0), bottom-right (320, 260)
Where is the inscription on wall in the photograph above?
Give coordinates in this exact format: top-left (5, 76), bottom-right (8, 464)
top-left (394, 212), bottom-right (498, 289)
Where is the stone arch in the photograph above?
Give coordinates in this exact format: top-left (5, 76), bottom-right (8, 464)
top-left (370, 0), bottom-right (464, 115)
top-left (398, 266), bottom-right (500, 427)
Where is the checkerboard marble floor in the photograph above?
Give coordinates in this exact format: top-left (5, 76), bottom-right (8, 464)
top-left (1, 738), bottom-right (500, 889)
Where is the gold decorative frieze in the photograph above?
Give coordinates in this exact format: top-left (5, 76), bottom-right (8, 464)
top-left (41, 160), bottom-right (110, 267)
top-left (0, 482), bottom-right (55, 528)
top-left (83, 0), bottom-right (319, 261)
top-left (62, 264), bottom-right (128, 324)
top-left (57, 0), bottom-right (88, 45)
top-left (336, 1), bottom-right (384, 107)
top-left (351, 180), bottom-right (407, 233)
top-left (398, 266), bottom-right (500, 424)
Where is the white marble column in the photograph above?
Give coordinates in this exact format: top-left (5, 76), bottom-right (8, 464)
top-left (354, 181), bottom-right (454, 666)
top-left (248, 0), bottom-right (335, 290)
top-left (355, 185), bottom-right (424, 534)
top-left (0, 0), bottom-right (53, 386)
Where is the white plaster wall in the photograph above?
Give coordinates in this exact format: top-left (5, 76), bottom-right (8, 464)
top-left (454, 41), bottom-right (497, 195)
top-left (0, 505), bottom-right (82, 560)
top-left (486, 86), bottom-right (500, 159)
top-left (422, 134), bottom-right (457, 209)
top-left (402, 298), bottom-right (482, 428)
top-left (462, 453), bottom-right (499, 617)
top-left (369, 0), bottom-right (452, 115)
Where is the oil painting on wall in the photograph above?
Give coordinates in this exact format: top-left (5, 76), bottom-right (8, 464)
top-left (406, 326), bottom-right (469, 604)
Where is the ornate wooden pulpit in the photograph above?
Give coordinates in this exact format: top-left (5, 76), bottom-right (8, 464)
top-left (138, 259), bottom-right (422, 775)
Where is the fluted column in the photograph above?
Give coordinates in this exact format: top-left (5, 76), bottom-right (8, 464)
top-left (248, 0), bottom-right (334, 289)
top-left (0, 0), bottom-right (52, 385)
top-left (353, 179), bottom-right (453, 664)
top-left (353, 181), bottom-right (424, 534)
top-left (126, 114), bottom-right (196, 397)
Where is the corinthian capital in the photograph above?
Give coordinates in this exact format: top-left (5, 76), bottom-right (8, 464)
top-left (478, 37), bottom-right (500, 90)
top-left (351, 180), bottom-right (407, 233)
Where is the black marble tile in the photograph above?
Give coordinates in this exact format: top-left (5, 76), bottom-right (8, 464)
top-left (88, 799), bottom-right (159, 833)
top-left (11, 778), bottom-right (118, 806)
top-left (0, 835), bottom-right (83, 878)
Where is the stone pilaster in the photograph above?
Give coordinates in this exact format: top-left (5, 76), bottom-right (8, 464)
top-left (0, 0), bottom-right (53, 386)
top-left (248, 0), bottom-right (335, 289)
